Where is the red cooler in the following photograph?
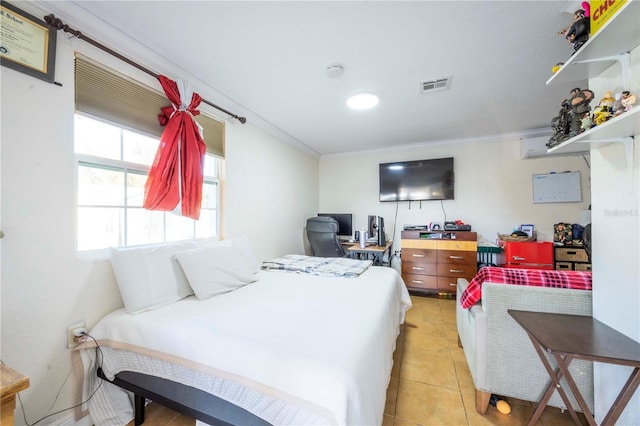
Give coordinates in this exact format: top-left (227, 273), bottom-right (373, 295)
top-left (501, 241), bottom-right (554, 270)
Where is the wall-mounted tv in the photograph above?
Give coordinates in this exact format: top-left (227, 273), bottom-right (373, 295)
top-left (379, 157), bottom-right (454, 202)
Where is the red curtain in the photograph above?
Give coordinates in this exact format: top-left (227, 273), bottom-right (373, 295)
top-left (144, 75), bottom-right (206, 220)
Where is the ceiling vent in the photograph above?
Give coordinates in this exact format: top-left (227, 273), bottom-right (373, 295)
top-left (421, 77), bottom-right (451, 93)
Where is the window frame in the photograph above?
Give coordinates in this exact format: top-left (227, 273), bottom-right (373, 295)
top-left (74, 113), bottom-right (221, 254)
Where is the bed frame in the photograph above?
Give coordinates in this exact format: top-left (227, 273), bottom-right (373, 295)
top-left (97, 368), bottom-right (271, 426)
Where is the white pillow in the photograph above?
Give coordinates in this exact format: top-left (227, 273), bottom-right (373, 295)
top-left (175, 244), bottom-right (258, 300)
top-left (195, 235), bottom-right (260, 273)
top-left (229, 235), bottom-right (261, 273)
top-left (110, 240), bottom-right (197, 314)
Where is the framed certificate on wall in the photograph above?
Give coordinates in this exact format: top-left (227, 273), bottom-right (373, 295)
top-left (1, 1), bottom-right (57, 83)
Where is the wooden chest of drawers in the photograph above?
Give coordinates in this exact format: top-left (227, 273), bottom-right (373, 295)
top-left (400, 231), bottom-right (477, 295)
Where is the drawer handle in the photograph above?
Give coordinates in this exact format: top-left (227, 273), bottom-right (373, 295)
top-left (450, 269), bottom-right (464, 273)
top-left (411, 280), bottom-right (424, 284)
top-left (567, 251), bottom-right (577, 255)
top-left (412, 254), bottom-right (425, 258)
top-left (449, 255), bottom-right (464, 259)
top-left (512, 256), bottom-right (525, 261)
top-left (412, 266), bottom-right (425, 270)
top-left (449, 282), bottom-right (457, 287)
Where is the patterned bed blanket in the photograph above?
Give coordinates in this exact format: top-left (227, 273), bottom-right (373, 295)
top-left (261, 254), bottom-right (372, 278)
top-left (459, 266), bottom-right (592, 309)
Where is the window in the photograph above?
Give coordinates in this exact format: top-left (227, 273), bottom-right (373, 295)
top-left (75, 114), bottom-right (220, 251)
top-left (73, 55), bottom-right (225, 251)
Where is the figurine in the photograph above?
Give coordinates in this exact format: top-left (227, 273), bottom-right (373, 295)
top-left (621, 90), bottom-right (637, 112)
top-left (548, 87), bottom-right (595, 147)
top-left (580, 113), bottom-right (592, 132)
top-left (612, 92), bottom-right (625, 116)
top-left (581, 1), bottom-right (590, 18)
top-left (559, 9), bottom-right (590, 54)
top-left (568, 88), bottom-right (594, 137)
top-left (592, 91), bottom-right (615, 126)
top-left (548, 92), bottom-right (572, 148)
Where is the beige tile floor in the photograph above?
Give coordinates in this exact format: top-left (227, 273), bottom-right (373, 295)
top-left (128, 295), bottom-right (586, 426)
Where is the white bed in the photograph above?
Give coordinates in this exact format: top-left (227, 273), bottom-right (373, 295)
top-left (75, 239), bottom-right (411, 426)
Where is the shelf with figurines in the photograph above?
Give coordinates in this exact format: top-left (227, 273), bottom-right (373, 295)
top-left (546, 88), bottom-right (638, 169)
top-left (546, 0), bottom-right (639, 86)
top-left (548, 104), bottom-right (638, 155)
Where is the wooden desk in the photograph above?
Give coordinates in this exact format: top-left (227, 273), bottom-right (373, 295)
top-left (1, 364), bottom-right (30, 426)
top-left (345, 241), bottom-right (392, 266)
top-left (508, 310), bottom-right (640, 426)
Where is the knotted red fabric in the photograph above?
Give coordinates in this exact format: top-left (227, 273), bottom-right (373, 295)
top-left (144, 75), bottom-right (206, 220)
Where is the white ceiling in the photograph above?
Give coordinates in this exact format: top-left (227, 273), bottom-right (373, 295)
top-left (48, 1), bottom-right (588, 156)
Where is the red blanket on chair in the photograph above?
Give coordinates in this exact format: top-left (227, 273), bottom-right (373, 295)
top-left (459, 266), bottom-right (592, 309)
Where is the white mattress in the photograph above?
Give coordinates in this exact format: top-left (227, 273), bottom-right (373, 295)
top-left (77, 266), bottom-right (411, 426)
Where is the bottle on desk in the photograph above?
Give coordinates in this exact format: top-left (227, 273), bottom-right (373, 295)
top-left (359, 230), bottom-right (368, 249)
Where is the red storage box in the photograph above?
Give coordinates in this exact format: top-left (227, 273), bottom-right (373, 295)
top-left (501, 241), bottom-right (554, 270)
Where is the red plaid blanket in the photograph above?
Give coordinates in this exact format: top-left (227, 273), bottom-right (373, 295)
top-left (459, 266), bottom-right (592, 309)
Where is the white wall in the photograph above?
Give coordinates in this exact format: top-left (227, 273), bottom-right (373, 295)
top-left (589, 45), bottom-right (640, 425)
top-left (590, 143), bottom-right (640, 424)
top-left (0, 3), bottom-right (318, 424)
top-left (224, 121), bottom-right (319, 257)
top-left (319, 139), bottom-right (591, 253)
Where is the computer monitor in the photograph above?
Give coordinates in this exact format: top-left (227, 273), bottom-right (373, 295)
top-left (368, 215), bottom-right (386, 246)
top-left (318, 213), bottom-right (353, 238)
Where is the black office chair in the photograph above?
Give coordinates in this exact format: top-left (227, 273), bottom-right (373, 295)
top-left (306, 217), bottom-right (346, 257)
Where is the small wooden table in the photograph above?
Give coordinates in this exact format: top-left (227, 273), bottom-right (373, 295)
top-left (508, 310), bottom-right (640, 426)
top-left (345, 240), bottom-right (393, 266)
top-left (1, 364), bottom-right (30, 426)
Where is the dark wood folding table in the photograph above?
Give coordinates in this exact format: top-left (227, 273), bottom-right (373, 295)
top-left (508, 309), bottom-right (640, 426)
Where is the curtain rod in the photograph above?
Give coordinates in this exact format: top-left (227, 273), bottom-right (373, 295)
top-left (44, 14), bottom-right (247, 124)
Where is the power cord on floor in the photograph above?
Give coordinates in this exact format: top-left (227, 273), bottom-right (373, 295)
top-left (15, 332), bottom-right (104, 426)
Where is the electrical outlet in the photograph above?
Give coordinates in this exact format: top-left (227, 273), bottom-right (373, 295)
top-left (67, 321), bottom-right (86, 349)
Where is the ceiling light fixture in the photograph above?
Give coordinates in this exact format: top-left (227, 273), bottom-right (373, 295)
top-left (347, 92), bottom-right (379, 110)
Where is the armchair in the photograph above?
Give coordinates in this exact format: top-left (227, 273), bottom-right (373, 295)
top-left (456, 277), bottom-right (593, 414)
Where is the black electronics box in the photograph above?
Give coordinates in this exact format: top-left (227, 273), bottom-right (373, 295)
top-left (404, 225), bottom-right (429, 230)
top-left (443, 222), bottom-right (472, 231)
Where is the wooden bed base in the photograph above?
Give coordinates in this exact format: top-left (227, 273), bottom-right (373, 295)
top-left (97, 368), bottom-right (271, 426)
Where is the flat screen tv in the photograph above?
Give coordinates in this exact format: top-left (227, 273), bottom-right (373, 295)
top-left (379, 157), bottom-right (454, 202)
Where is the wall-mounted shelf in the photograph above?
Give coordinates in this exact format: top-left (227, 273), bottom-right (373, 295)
top-left (546, 0), bottom-right (640, 86)
top-left (548, 106), bottom-right (639, 155)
